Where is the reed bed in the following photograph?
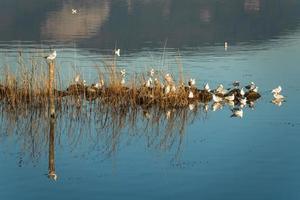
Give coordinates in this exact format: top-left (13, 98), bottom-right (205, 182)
top-left (0, 54), bottom-right (265, 166)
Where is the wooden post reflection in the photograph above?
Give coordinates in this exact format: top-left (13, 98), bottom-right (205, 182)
top-left (48, 117), bottom-right (57, 181)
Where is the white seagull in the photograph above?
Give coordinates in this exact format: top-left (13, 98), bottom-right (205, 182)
top-left (115, 49), bottom-right (120, 57)
top-left (72, 9), bottom-right (78, 14)
top-left (188, 78), bottom-right (196, 87)
top-left (120, 69), bottom-right (126, 85)
top-left (272, 86), bottom-right (282, 94)
top-left (240, 88), bottom-right (245, 96)
top-left (164, 73), bottom-right (173, 84)
top-left (204, 83), bottom-right (210, 92)
top-left (149, 69), bottom-right (155, 77)
top-left (188, 91), bottom-right (194, 99)
top-left (146, 78), bottom-right (153, 88)
top-left (45, 50), bottom-right (57, 61)
top-left (74, 74), bottom-right (80, 83)
top-left (216, 84), bottom-right (228, 95)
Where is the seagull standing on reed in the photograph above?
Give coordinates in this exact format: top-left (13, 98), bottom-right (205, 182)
top-left (164, 74), bottom-right (173, 85)
top-left (120, 69), bottom-right (126, 85)
top-left (188, 78), bottom-right (196, 88)
top-left (204, 83), bottom-right (210, 92)
top-left (149, 69), bottom-right (155, 77)
top-left (216, 84), bottom-right (227, 95)
top-left (146, 78), bottom-right (153, 88)
top-left (45, 50), bottom-right (57, 61)
top-left (164, 85), bottom-right (171, 94)
top-left (188, 91), bottom-right (194, 99)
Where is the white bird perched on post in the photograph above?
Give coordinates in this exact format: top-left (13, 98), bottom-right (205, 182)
top-left (115, 49), bottom-right (120, 57)
top-left (272, 86), bottom-right (282, 94)
top-left (45, 50), bottom-right (57, 61)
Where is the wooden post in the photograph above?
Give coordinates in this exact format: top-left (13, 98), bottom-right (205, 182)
top-left (49, 61), bottom-right (55, 118)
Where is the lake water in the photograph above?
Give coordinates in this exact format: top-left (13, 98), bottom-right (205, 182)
top-left (1, 0), bottom-right (300, 199)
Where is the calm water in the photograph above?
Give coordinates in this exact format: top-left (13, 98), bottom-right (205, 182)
top-left (1, 0), bottom-right (300, 199)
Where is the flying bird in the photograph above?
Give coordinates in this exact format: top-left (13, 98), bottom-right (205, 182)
top-left (115, 49), bottom-right (120, 57)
